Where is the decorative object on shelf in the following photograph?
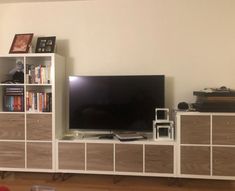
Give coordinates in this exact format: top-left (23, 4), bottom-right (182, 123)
top-left (9, 33), bottom-right (33, 53)
top-left (35, 36), bottom-right (56, 53)
top-left (155, 108), bottom-right (169, 122)
top-left (1, 59), bottom-right (24, 84)
top-left (153, 108), bottom-right (174, 141)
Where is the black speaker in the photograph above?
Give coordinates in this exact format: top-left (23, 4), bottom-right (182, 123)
top-left (178, 102), bottom-right (189, 110)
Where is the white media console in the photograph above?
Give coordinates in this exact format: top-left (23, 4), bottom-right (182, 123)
top-left (56, 137), bottom-right (176, 177)
top-left (55, 111), bottom-right (235, 180)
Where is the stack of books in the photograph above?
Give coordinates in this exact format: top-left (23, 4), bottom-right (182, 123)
top-left (3, 86), bottom-right (24, 112)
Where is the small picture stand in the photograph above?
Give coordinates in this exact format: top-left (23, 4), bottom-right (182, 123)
top-left (153, 121), bottom-right (174, 141)
top-left (35, 36), bottom-right (56, 53)
top-left (153, 108), bottom-right (174, 141)
top-left (9, 33), bottom-right (33, 53)
top-left (155, 108), bottom-right (169, 122)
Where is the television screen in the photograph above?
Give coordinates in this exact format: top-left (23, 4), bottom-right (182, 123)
top-left (69, 75), bottom-right (165, 132)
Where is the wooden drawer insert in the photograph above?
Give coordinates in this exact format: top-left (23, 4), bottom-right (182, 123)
top-left (181, 115), bottom-right (210, 144)
top-left (115, 144), bottom-right (143, 173)
top-left (213, 116), bottom-right (235, 145)
top-left (145, 145), bottom-right (173, 173)
top-left (27, 142), bottom-right (52, 169)
top-left (181, 146), bottom-right (210, 175)
top-left (0, 114), bottom-right (25, 140)
top-left (27, 114), bottom-right (52, 141)
top-left (58, 142), bottom-right (85, 170)
top-left (87, 143), bottom-right (113, 171)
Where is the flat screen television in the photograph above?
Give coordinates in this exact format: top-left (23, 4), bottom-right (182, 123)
top-left (69, 75), bottom-right (165, 132)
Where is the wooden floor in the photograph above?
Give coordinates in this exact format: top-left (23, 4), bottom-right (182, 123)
top-left (1, 172), bottom-right (235, 191)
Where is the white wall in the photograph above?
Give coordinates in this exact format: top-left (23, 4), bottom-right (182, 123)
top-left (0, 0), bottom-right (235, 109)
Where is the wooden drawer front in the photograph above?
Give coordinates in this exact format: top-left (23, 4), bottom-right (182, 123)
top-left (27, 114), bottom-right (52, 141)
top-left (87, 143), bottom-right (113, 171)
top-left (145, 145), bottom-right (173, 174)
top-left (115, 144), bottom-right (143, 173)
top-left (0, 142), bottom-right (25, 168)
top-left (181, 146), bottom-right (210, 175)
top-left (58, 143), bottom-right (85, 170)
top-left (0, 114), bottom-right (25, 140)
top-left (27, 142), bottom-right (52, 169)
top-left (213, 116), bottom-right (235, 145)
top-left (213, 147), bottom-right (235, 176)
top-left (181, 115), bottom-right (210, 144)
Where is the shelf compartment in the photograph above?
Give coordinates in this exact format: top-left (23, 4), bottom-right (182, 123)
top-left (26, 86), bottom-right (52, 113)
top-left (1, 85), bottom-right (24, 112)
top-left (27, 142), bottom-right (52, 169)
top-left (0, 57), bottom-right (24, 84)
top-left (25, 56), bottom-right (52, 84)
top-left (0, 141), bottom-right (25, 168)
top-left (26, 113), bottom-right (52, 141)
top-left (0, 113), bottom-right (25, 140)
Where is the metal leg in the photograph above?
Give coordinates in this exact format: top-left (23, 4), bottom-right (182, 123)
top-left (0, 171), bottom-right (12, 179)
top-left (52, 173), bottom-right (73, 181)
top-left (52, 173), bottom-right (61, 181)
top-left (167, 177), bottom-right (183, 187)
top-left (113, 175), bottom-right (123, 184)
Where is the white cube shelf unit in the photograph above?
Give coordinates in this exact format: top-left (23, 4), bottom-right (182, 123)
top-left (0, 53), bottom-right (65, 172)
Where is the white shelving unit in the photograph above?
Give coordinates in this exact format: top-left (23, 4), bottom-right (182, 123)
top-left (0, 53), bottom-right (65, 172)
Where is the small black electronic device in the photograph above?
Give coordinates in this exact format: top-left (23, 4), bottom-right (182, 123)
top-left (178, 102), bottom-right (189, 110)
top-left (99, 134), bottom-right (114, 139)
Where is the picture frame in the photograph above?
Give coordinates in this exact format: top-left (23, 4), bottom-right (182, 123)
top-left (35, 36), bottom-right (56, 53)
top-left (9, 33), bottom-right (33, 53)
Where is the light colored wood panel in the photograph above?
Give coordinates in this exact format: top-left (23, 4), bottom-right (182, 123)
top-left (213, 147), bottom-right (235, 176)
top-left (27, 142), bottom-right (52, 169)
top-left (145, 145), bottom-right (173, 174)
top-left (0, 142), bottom-right (25, 168)
top-left (213, 116), bottom-right (235, 145)
top-left (58, 142), bottom-right (85, 170)
top-left (181, 146), bottom-right (210, 175)
top-left (87, 143), bottom-right (113, 171)
top-left (181, 115), bottom-right (210, 144)
top-left (115, 144), bottom-right (143, 173)
top-left (26, 114), bottom-right (52, 141)
top-left (0, 114), bottom-right (25, 140)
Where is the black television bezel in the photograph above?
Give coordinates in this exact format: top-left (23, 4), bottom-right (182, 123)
top-left (68, 75), bottom-right (165, 133)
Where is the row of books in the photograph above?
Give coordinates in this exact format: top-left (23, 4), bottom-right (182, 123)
top-left (2, 87), bottom-right (52, 112)
top-left (26, 91), bottom-right (52, 112)
top-left (3, 96), bottom-right (24, 112)
top-left (3, 86), bottom-right (24, 112)
top-left (26, 64), bottom-right (51, 84)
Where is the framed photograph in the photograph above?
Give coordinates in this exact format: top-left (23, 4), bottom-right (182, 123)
top-left (35, 36), bottom-right (56, 53)
top-left (9, 33), bottom-right (33, 53)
